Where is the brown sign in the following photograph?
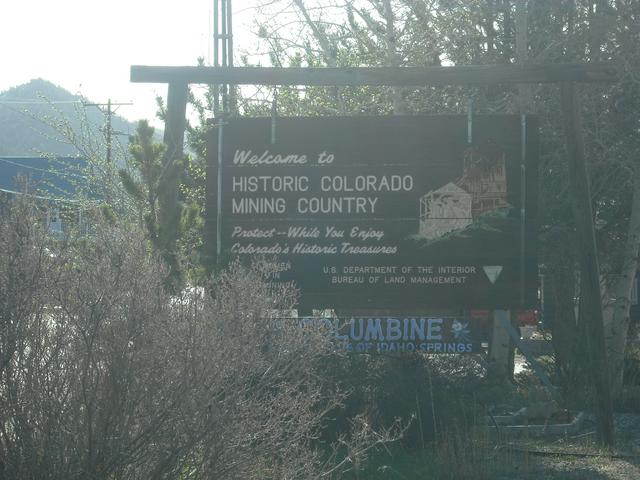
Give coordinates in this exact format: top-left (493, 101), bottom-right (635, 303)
top-left (206, 115), bottom-right (538, 309)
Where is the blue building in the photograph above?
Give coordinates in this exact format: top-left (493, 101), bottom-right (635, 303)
top-left (0, 156), bottom-right (89, 235)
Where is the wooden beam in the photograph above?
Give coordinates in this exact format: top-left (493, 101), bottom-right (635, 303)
top-left (131, 63), bottom-right (619, 87)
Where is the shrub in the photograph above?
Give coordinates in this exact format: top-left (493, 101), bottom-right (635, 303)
top-left (0, 196), bottom-right (353, 479)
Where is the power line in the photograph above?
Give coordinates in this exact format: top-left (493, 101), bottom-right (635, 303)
top-left (0, 100), bottom-right (84, 105)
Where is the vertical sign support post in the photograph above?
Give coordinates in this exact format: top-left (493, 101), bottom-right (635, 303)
top-left (519, 115), bottom-right (527, 306)
top-left (560, 82), bottom-right (615, 446)
top-left (159, 81), bottom-right (188, 262)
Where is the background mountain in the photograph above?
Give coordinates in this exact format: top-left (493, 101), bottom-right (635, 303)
top-left (0, 79), bottom-right (140, 158)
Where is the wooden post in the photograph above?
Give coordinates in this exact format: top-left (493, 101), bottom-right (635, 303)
top-left (158, 82), bottom-right (188, 269)
top-left (488, 310), bottom-right (512, 380)
top-left (560, 82), bottom-right (615, 446)
top-left (204, 118), bottom-right (219, 268)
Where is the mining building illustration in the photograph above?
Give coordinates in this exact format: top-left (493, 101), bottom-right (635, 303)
top-left (419, 146), bottom-right (510, 240)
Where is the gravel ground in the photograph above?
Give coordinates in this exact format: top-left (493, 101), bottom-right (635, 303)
top-left (495, 413), bottom-right (640, 480)
top-left (527, 455), bottom-right (640, 480)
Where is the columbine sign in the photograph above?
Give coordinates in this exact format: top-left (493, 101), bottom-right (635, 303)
top-left (206, 115), bottom-right (538, 310)
top-left (324, 316), bottom-right (480, 354)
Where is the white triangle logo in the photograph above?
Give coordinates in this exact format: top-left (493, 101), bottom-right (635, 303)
top-left (483, 266), bottom-right (503, 284)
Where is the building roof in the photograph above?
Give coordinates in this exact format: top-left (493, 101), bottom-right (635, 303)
top-left (425, 181), bottom-right (471, 197)
top-left (0, 156), bottom-right (88, 200)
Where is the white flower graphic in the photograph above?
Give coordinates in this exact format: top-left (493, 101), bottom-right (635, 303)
top-left (451, 320), bottom-right (471, 342)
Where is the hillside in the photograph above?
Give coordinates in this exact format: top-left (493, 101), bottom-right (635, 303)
top-left (0, 79), bottom-right (138, 158)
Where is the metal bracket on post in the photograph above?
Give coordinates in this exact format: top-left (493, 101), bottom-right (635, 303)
top-left (271, 89), bottom-right (278, 145)
top-left (467, 96), bottom-right (474, 146)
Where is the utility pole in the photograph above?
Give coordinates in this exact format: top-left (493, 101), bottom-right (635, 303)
top-left (213, 0), bottom-right (235, 116)
top-left (83, 99), bottom-right (132, 162)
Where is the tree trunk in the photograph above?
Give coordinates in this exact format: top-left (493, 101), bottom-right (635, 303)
top-left (605, 164), bottom-right (640, 398)
top-left (292, 0), bottom-right (347, 114)
top-left (381, 0), bottom-right (406, 114)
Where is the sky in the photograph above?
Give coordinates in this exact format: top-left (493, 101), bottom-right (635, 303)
top-left (0, 0), bottom-right (260, 127)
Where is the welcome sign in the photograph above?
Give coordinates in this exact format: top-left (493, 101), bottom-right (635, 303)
top-left (206, 115), bottom-right (538, 309)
